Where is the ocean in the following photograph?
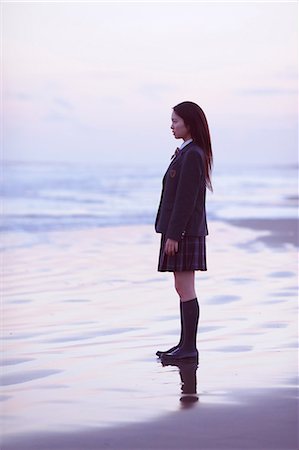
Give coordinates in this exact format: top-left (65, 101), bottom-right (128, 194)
top-left (1, 160), bottom-right (297, 249)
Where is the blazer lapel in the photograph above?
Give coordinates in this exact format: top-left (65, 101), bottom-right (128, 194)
top-left (168, 141), bottom-right (194, 169)
top-left (180, 141), bottom-right (193, 156)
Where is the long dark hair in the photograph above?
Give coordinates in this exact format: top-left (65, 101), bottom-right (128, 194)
top-left (173, 101), bottom-right (213, 191)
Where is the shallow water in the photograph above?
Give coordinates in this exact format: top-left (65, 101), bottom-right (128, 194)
top-left (1, 222), bottom-right (297, 439)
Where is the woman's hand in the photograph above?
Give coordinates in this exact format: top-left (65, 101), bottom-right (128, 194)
top-left (164, 238), bottom-right (179, 256)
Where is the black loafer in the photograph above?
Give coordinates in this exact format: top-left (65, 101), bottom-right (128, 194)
top-left (161, 347), bottom-right (198, 361)
top-left (156, 345), bottom-right (179, 358)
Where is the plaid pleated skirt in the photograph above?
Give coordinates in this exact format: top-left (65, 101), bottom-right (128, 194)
top-left (158, 234), bottom-right (207, 272)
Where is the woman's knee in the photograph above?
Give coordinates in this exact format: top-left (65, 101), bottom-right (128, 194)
top-left (174, 281), bottom-right (184, 297)
top-left (174, 272), bottom-right (195, 298)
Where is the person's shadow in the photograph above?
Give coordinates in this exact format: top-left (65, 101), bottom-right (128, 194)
top-left (160, 357), bottom-right (199, 408)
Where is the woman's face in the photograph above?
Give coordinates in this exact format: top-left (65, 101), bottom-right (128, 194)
top-left (171, 111), bottom-right (191, 141)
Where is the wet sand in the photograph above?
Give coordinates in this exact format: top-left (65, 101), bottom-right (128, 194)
top-left (1, 221), bottom-right (298, 450)
top-left (226, 218), bottom-right (298, 248)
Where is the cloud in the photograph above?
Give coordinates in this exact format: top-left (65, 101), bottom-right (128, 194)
top-left (53, 97), bottom-right (74, 110)
top-left (43, 111), bottom-right (71, 122)
top-left (276, 67), bottom-right (298, 81)
top-left (87, 69), bottom-right (125, 80)
top-left (6, 91), bottom-right (34, 101)
top-left (139, 82), bottom-right (175, 99)
top-left (237, 87), bottom-right (297, 96)
top-left (43, 98), bottom-right (75, 122)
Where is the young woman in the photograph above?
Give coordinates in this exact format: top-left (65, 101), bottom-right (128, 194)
top-left (155, 101), bottom-right (213, 361)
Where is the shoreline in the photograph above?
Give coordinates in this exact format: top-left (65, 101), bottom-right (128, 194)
top-left (224, 217), bottom-right (298, 248)
top-left (2, 216), bottom-right (298, 253)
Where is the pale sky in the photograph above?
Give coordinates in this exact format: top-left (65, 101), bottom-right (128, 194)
top-left (2, 1), bottom-right (298, 166)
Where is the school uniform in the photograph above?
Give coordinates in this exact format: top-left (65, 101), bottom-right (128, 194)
top-left (155, 139), bottom-right (208, 272)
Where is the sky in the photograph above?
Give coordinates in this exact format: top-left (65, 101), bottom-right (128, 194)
top-left (2, 1), bottom-right (298, 167)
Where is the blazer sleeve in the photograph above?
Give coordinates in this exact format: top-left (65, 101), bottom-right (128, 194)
top-left (166, 149), bottom-right (204, 241)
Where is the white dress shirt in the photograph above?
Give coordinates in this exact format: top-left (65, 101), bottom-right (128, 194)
top-left (179, 139), bottom-right (193, 150)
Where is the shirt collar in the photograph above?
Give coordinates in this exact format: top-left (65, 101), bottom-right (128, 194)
top-left (179, 139), bottom-right (193, 150)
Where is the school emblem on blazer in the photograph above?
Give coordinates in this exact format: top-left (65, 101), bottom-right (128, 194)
top-left (170, 169), bottom-right (176, 178)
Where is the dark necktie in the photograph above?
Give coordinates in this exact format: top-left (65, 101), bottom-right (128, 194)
top-left (171, 147), bottom-right (180, 160)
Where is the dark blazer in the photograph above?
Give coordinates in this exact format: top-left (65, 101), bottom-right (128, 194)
top-left (155, 141), bottom-right (208, 242)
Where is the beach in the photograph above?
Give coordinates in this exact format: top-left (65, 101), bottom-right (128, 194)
top-left (2, 0), bottom-right (298, 447)
top-left (1, 218), bottom-right (298, 450)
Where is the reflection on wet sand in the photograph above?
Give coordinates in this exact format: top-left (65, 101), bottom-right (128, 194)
top-left (160, 358), bottom-right (199, 408)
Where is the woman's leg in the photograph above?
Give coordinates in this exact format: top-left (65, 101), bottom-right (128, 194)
top-left (156, 272), bottom-right (192, 357)
top-left (161, 271), bottom-right (199, 360)
top-left (174, 271), bottom-right (196, 302)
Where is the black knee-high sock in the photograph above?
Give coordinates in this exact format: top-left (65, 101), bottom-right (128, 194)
top-left (178, 300), bottom-right (184, 346)
top-left (181, 298), bottom-right (199, 351)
